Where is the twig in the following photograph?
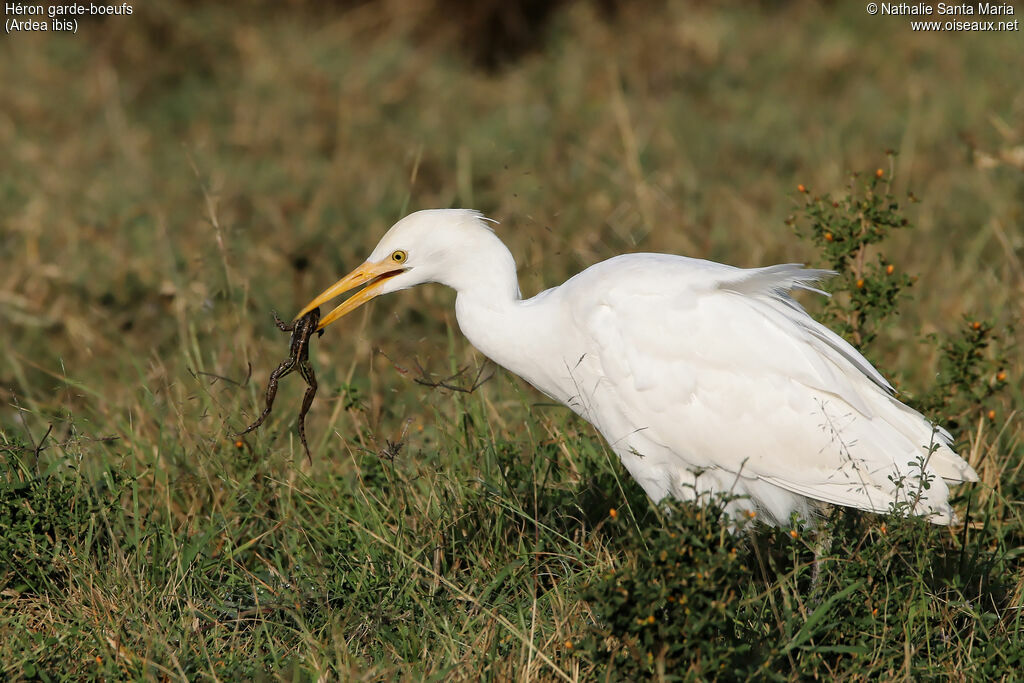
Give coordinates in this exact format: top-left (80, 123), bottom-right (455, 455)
top-left (378, 349), bottom-right (495, 393)
top-left (196, 363), bottom-right (252, 388)
top-left (413, 359), bottom-right (495, 394)
top-left (33, 424), bottom-right (53, 460)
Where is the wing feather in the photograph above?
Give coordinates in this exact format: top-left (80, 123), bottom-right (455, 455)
top-left (551, 254), bottom-right (974, 524)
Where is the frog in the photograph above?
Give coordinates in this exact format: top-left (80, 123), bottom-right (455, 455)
top-left (235, 307), bottom-right (323, 462)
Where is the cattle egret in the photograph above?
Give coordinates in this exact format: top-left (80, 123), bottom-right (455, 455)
top-left (298, 209), bottom-right (977, 525)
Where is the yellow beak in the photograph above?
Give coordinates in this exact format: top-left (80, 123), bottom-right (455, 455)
top-left (297, 260), bottom-right (406, 330)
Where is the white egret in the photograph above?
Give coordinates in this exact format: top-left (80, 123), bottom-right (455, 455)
top-left (298, 209), bottom-right (977, 525)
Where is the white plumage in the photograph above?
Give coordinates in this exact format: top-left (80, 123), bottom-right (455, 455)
top-left (299, 209), bottom-right (977, 525)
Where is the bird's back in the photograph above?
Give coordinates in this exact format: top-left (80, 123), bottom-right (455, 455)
top-left (524, 253), bottom-right (976, 525)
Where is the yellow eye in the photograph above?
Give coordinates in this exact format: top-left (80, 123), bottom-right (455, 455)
top-left (391, 250), bottom-right (407, 263)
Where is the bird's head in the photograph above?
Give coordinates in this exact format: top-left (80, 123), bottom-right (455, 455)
top-left (297, 209), bottom-right (505, 330)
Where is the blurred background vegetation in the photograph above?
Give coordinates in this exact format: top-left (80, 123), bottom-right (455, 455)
top-left (2, 0), bottom-right (1022, 679)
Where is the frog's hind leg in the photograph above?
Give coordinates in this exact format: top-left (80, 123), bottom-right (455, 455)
top-left (234, 357), bottom-right (296, 436)
top-left (296, 360), bottom-right (318, 463)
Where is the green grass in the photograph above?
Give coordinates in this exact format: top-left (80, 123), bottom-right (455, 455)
top-left (2, 1), bottom-right (1023, 679)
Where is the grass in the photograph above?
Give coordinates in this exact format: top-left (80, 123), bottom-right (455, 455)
top-left (2, 1), bottom-right (1023, 679)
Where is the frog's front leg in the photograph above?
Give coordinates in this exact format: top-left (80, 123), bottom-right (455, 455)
top-left (272, 310), bottom-right (296, 333)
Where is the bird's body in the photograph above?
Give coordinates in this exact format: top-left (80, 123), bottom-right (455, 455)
top-left (300, 209), bottom-right (977, 525)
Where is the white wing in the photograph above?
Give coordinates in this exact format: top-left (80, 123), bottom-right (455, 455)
top-left (548, 254), bottom-right (976, 525)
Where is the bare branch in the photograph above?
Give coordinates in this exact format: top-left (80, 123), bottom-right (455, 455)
top-left (413, 360), bottom-right (495, 394)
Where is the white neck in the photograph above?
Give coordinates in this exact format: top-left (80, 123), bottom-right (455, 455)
top-left (446, 232), bottom-right (522, 362)
top-left (456, 288), bottom-right (565, 396)
top-left (429, 226), bottom-right (520, 300)
top-left (441, 234), bottom-right (565, 390)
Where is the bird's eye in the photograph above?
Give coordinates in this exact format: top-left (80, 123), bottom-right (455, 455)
top-left (391, 250), bottom-right (407, 263)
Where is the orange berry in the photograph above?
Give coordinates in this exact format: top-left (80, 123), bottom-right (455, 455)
top-left (608, 508), bottom-right (618, 519)
top-left (856, 278), bottom-right (865, 289)
top-left (997, 371), bottom-right (1007, 382)
top-left (987, 410), bottom-right (996, 421)
top-left (872, 607), bottom-right (878, 616)
top-left (886, 264), bottom-right (895, 275)
top-left (234, 440), bottom-right (244, 449)
top-left (797, 184), bottom-right (807, 193)
top-left (880, 523), bottom-right (887, 535)
top-left (564, 640), bottom-right (573, 650)
top-left (972, 321), bottom-right (982, 330)
top-left (876, 168), bottom-right (884, 178)
top-left (789, 529), bottom-right (798, 539)
top-left (824, 232), bottom-right (834, 242)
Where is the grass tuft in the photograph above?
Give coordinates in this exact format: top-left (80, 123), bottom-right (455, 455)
top-left (2, 2), bottom-right (1022, 679)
